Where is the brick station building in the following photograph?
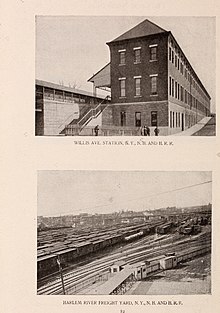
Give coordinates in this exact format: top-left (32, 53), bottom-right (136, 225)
top-left (89, 19), bottom-right (211, 135)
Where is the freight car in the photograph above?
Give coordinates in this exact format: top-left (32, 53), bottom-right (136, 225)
top-left (37, 254), bottom-right (58, 279)
top-left (55, 248), bottom-right (77, 266)
top-left (156, 222), bottom-right (173, 234)
top-left (38, 227), bottom-right (153, 280)
top-left (37, 233), bottom-right (124, 279)
top-left (124, 231), bottom-right (144, 242)
top-left (178, 224), bottom-right (201, 235)
top-left (131, 245), bottom-right (210, 281)
top-left (133, 261), bottom-right (160, 280)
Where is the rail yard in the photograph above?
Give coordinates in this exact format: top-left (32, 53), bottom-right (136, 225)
top-left (37, 209), bottom-right (211, 295)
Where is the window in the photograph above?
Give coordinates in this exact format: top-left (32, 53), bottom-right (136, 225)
top-left (119, 78), bottom-right (126, 97)
top-left (175, 81), bottom-right (177, 98)
top-left (151, 111), bottom-right (158, 126)
top-left (180, 62), bottom-right (183, 74)
top-left (134, 77), bottom-right (141, 96)
top-left (150, 45), bottom-right (157, 61)
top-left (176, 112), bottom-right (178, 127)
top-left (178, 83), bottom-right (180, 100)
top-left (120, 112), bottom-right (126, 126)
top-left (175, 55), bottom-right (177, 67)
top-left (188, 72), bottom-right (190, 82)
top-left (181, 86), bottom-right (183, 102)
top-left (169, 47), bottom-right (172, 61)
top-left (185, 90), bottom-right (187, 104)
top-left (178, 58), bottom-right (180, 70)
top-left (173, 112), bottom-right (175, 128)
top-left (135, 112), bottom-right (141, 127)
top-left (172, 78), bottom-right (174, 97)
top-left (119, 50), bottom-right (126, 65)
top-left (169, 76), bottom-right (172, 96)
top-left (150, 75), bottom-right (158, 95)
top-left (170, 111), bottom-right (172, 128)
top-left (134, 48), bottom-right (141, 63)
top-left (172, 50), bottom-right (174, 63)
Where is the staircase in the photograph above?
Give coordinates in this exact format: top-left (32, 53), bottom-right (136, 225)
top-left (62, 95), bottom-right (111, 135)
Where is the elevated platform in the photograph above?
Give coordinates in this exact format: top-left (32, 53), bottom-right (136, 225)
top-left (92, 268), bottom-right (134, 295)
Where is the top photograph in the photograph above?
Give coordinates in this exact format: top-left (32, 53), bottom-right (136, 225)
top-left (35, 16), bottom-right (216, 137)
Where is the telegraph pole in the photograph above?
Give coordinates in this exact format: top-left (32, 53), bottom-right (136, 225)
top-left (57, 256), bottom-right (66, 295)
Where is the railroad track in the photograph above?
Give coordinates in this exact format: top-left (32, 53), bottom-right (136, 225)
top-left (37, 233), bottom-right (169, 288)
top-left (38, 231), bottom-right (211, 295)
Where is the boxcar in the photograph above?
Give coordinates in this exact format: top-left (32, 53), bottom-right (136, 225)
top-left (37, 254), bottom-right (57, 279)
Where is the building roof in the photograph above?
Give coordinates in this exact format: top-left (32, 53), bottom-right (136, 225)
top-left (108, 19), bottom-right (167, 44)
top-left (112, 260), bottom-right (126, 267)
top-left (93, 268), bottom-right (133, 294)
top-left (36, 79), bottom-right (105, 100)
top-left (87, 63), bottom-right (111, 88)
top-left (37, 254), bottom-right (57, 262)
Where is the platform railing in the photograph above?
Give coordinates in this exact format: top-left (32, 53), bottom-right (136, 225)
top-left (65, 124), bottom-right (141, 136)
top-left (77, 95), bottom-right (111, 129)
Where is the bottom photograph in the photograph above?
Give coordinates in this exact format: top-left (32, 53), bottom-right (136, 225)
top-left (37, 171), bottom-right (212, 295)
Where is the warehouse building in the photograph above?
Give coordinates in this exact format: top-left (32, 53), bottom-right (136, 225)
top-left (89, 19), bottom-right (211, 135)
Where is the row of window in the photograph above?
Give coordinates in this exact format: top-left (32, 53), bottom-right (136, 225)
top-left (169, 44), bottom-right (209, 103)
top-left (119, 45), bottom-right (158, 65)
top-left (119, 75), bottom-right (158, 97)
top-left (170, 110), bottom-right (197, 129)
top-left (36, 87), bottom-right (92, 104)
top-left (120, 111), bottom-right (158, 127)
top-left (169, 76), bottom-right (209, 114)
top-left (170, 111), bottom-right (182, 128)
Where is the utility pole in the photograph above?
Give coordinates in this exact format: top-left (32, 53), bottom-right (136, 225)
top-left (57, 256), bottom-right (66, 295)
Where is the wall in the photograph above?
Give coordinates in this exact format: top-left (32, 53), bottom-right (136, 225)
top-left (43, 100), bottom-right (79, 135)
top-left (168, 101), bottom-right (205, 135)
top-left (102, 106), bottom-right (114, 126)
top-left (35, 111), bottom-right (44, 135)
top-left (109, 33), bottom-right (169, 104)
top-left (35, 85), bottom-right (44, 135)
top-left (111, 101), bottom-right (168, 127)
top-left (168, 34), bottom-right (211, 130)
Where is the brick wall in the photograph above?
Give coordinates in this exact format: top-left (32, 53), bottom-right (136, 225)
top-left (110, 101), bottom-right (169, 128)
top-left (168, 36), bottom-right (210, 116)
top-left (102, 106), bottom-right (114, 126)
top-left (109, 33), bottom-right (169, 104)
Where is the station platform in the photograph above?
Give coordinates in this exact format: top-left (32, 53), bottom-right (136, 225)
top-left (91, 268), bottom-right (134, 295)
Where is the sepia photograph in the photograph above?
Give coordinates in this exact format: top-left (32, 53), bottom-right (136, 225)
top-left (2, 0), bottom-right (220, 312)
top-left (37, 171), bottom-right (212, 295)
top-left (35, 16), bottom-right (216, 137)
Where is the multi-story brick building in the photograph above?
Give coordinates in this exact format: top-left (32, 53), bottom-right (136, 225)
top-left (89, 19), bottom-right (211, 135)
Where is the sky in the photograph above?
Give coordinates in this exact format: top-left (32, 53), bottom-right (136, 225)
top-left (36, 16), bottom-right (216, 111)
top-left (37, 171), bottom-right (212, 217)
